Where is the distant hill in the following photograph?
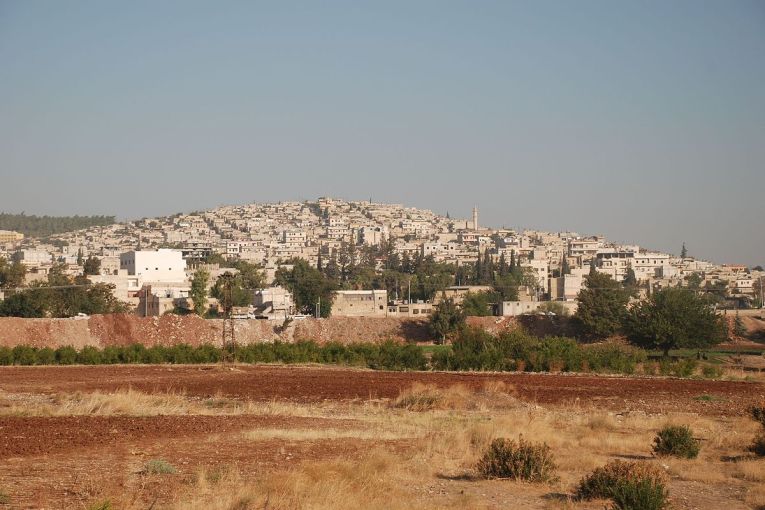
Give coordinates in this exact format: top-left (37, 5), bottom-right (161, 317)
top-left (0, 213), bottom-right (116, 238)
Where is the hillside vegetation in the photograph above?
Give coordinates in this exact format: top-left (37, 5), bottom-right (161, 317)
top-left (0, 212), bottom-right (115, 238)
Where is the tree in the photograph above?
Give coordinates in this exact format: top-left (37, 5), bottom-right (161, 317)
top-left (429, 297), bottom-right (465, 344)
top-left (189, 269), bottom-right (209, 315)
top-left (624, 287), bottom-right (725, 357)
top-left (0, 257), bottom-right (26, 289)
top-left (275, 258), bottom-right (336, 317)
top-left (623, 266), bottom-right (637, 288)
top-left (83, 256), bottom-right (101, 276)
top-left (462, 291), bottom-right (499, 317)
top-left (734, 311), bottom-right (747, 338)
top-left (574, 272), bottom-right (631, 339)
top-left (681, 243), bottom-right (688, 259)
top-left (76, 248), bottom-right (84, 266)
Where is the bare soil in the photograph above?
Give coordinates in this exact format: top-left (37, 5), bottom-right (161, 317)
top-left (0, 364), bottom-right (761, 415)
top-left (1, 365), bottom-right (763, 509)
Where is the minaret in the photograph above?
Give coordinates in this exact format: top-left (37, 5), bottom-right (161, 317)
top-left (472, 206), bottom-right (479, 230)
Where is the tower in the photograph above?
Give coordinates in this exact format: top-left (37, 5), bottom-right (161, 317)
top-left (472, 206), bottom-right (479, 230)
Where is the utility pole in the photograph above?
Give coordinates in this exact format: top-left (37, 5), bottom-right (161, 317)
top-left (220, 272), bottom-right (236, 363)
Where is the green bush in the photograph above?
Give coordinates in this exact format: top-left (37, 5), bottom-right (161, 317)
top-left (36, 347), bottom-right (55, 365)
top-left (670, 359), bottom-right (698, 378)
top-left (0, 490), bottom-right (9, 504)
top-left (652, 425), bottom-right (700, 459)
top-left (55, 346), bottom-right (78, 365)
top-left (576, 460), bottom-right (668, 510)
top-left (476, 437), bottom-right (557, 482)
top-left (701, 364), bottom-right (723, 379)
top-left (584, 343), bottom-right (646, 374)
top-left (77, 346), bottom-right (103, 365)
top-left (0, 347), bottom-right (14, 366)
top-left (12, 345), bottom-right (37, 365)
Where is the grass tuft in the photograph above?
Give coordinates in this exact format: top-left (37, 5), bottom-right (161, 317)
top-left (144, 459), bottom-right (177, 475)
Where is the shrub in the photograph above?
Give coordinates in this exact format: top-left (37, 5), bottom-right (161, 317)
top-left (12, 345), bottom-right (37, 365)
top-left (749, 434), bottom-right (765, 457)
top-left (750, 402), bottom-right (765, 428)
top-left (0, 347), bottom-right (12, 366)
top-left (576, 460), bottom-right (668, 510)
top-left (0, 490), bottom-right (9, 504)
top-left (36, 347), bottom-right (56, 365)
top-left (476, 437), bottom-right (557, 482)
top-left (670, 359), bottom-right (697, 378)
top-left (701, 364), bottom-right (723, 379)
top-left (652, 425), bottom-right (700, 459)
top-left (584, 343), bottom-right (646, 374)
top-left (55, 346), bottom-right (78, 365)
top-left (392, 383), bottom-right (443, 411)
top-left (143, 459), bottom-right (177, 475)
top-left (77, 346), bottom-right (103, 365)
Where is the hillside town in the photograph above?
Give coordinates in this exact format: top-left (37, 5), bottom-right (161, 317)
top-left (0, 197), bottom-right (762, 319)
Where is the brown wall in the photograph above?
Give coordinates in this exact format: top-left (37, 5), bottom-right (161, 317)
top-left (0, 314), bottom-right (525, 349)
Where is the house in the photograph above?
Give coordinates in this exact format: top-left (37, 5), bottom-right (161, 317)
top-left (332, 289), bottom-right (388, 317)
top-left (432, 285), bottom-right (494, 305)
top-left (120, 249), bottom-right (187, 283)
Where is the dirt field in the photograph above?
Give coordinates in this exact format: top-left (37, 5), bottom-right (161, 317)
top-left (1, 365), bottom-right (764, 509)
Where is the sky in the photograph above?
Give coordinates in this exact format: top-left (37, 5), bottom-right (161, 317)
top-left (1, 1), bottom-right (764, 266)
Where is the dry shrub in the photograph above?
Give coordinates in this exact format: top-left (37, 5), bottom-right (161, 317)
top-left (576, 460), bottom-right (669, 510)
top-left (751, 402), bottom-right (765, 428)
top-left (391, 381), bottom-right (518, 412)
top-left (476, 437), bottom-right (557, 482)
top-left (750, 434), bottom-right (765, 457)
top-left (652, 425), bottom-right (700, 459)
top-left (733, 459), bottom-right (765, 482)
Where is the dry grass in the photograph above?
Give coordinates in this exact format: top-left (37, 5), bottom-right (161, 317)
top-left (391, 380), bottom-right (519, 411)
top-left (5, 383), bottom-right (764, 509)
top-left (171, 450), bottom-right (486, 510)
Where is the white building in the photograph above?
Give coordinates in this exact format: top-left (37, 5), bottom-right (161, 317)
top-left (120, 249), bottom-right (187, 283)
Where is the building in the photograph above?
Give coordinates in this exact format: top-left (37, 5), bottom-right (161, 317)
top-left (137, 284), bottom-right (190, 317)
top-left (252, 286), bottom-right (294, 318)
top-left (0, 230), bottom-right (24, 244)
top-left (120, 249), bottom-right (187, 283)
top-left (432, 285), bottom-right (494, 305)
top-left (497, 301), bottom-right (578, 317)
top-left (386, 301), bottom-right (433, 317)
top-left (12, 249), bottom-right (51, 266)
top-left (332, 289), bottom-right (388, 317)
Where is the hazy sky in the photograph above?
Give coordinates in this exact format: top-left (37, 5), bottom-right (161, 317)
top-left (1, 1), bottom-right (763, 265)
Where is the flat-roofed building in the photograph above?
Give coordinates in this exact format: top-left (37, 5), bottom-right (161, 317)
top-left (332, 289), bottom-right (388, 317)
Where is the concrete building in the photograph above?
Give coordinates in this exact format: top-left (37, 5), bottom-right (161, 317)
top-left (549, 272), bottom-right (585, 301)
top-left (253, 286), bottom-right (294, 318)
top-left (386, 301), bottom-right (433, 317)
top-left (13, 249), bottom-right (52, 266)
top-left (332, 289), bottom-right (388, 317)
top-left (433, 285), bottom-right (494, 305)
top-left (120, 249), bottom-right (186, 283)
top-left (0, 230), bottom-right (24, 244)
top-left (497, 301), bottom-right (578, 317)
top-left (137, 284), bottom-right (190, 317)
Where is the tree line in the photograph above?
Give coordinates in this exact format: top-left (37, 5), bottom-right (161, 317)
top-left (0, 213), bottom-right (116, 238)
